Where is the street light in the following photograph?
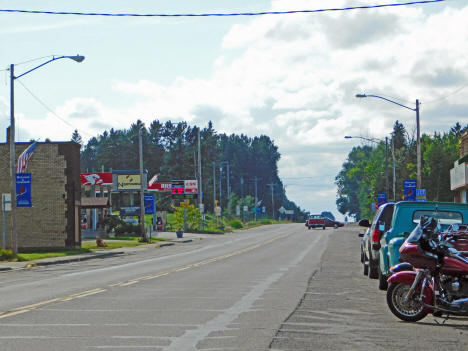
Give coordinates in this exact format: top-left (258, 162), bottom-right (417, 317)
top-left (8, 55), bottom-right (85, 256)
top-left (197, 131), bottom-right (218, 210)
top-left (345, 135), bottom-right (390, 201)
top-left (356, 93), bottom-right (421, 189)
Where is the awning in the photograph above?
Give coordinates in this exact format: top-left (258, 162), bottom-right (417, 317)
top-left (81, 197), bottom-right (110, 209)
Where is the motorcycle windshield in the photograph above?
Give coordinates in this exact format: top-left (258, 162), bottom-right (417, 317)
top-left (406, 223), bottom-right (423, 244)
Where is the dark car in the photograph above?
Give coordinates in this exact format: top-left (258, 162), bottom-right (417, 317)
top-left (324, 218), bottom-right (344, 229)
top-left (359, 228), bottom-right (371, 271)
top-left (359, 203), bottom-right (394, 280)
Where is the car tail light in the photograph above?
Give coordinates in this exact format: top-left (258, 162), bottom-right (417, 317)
top-left (372, 228), bottom-right (380, 242)
top-left (372, 228), bottom-right (381, 250)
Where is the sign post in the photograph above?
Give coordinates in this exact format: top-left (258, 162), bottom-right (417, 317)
top-left (377, 192), bottom-right (387, 207)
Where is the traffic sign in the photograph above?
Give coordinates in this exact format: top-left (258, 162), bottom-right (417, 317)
top-left (180, 201), bottom-right (190, 208)
top-left (404, 180), bottom-right (417, 201)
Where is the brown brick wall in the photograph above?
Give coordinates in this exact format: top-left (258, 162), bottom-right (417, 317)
top-left (0, 138), bottom-right (81, 252)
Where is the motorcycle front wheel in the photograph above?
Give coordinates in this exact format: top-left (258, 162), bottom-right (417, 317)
top-left (386, 282), bottom-right (427, 322)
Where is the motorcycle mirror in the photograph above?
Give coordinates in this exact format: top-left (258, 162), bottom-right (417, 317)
top-left (452, 224), bottom-right (459, 232)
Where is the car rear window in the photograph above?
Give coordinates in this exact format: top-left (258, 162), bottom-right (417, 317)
top-left (412, 210), bottom-right (463, 225)
top-left (310, 215), bottom-right (322, 219)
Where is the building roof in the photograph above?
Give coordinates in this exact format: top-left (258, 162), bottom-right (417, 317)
top-left (81, 197), bottom-right (110, 209)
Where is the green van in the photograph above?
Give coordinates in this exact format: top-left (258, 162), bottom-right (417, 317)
top-left (378, 201), bottom-right (468, 290)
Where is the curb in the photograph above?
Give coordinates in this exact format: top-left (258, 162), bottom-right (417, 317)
top-left (32, 251), bottom-right (125, 267)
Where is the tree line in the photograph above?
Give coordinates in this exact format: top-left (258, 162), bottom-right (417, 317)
top-left (335, 121), bottom-right (467, 221)
top-left (74, 120), bottom-right (307, 220)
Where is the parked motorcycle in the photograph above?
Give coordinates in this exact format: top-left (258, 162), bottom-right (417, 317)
top-left (386, 217), bottom-right (468, 322)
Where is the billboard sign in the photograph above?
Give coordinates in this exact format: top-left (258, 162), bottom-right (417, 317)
top-left (404, 180), bottom-right (417, 201)
top-left (147, 182), bottom-right (171, 192)
top-left (16, 173), bottom-right (32, 207)
top-left (184, 180), bottom-right (198, 194)
top-left (144, 194), bottom-right (155, 215)
top-left (377, 193), bottom-right (387, 207)
top-left (81, 172), bottom-right (113, 186)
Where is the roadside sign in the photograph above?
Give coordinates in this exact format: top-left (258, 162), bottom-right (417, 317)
top-left (144, 194), bottom-right (155, 214)
top-left (285, 210), bottom-right (294, 214)
top-left (236, 205), bottom-right (240, 216)
top-left (215, 206), bottom-right (222, 216)
top-left (262, 206), bottom-right (266, 213)
top-left (377, 193), bottom-right (387, 207)
top-left (180, 201), bottom-right (190, 208)
top-left (17, 173), bottom-right (32, 207)
top-left (416, 189), bottom-right (427, 201)
top-left (257, 207), bottom-right (261, 215)
top-left (279, 206), bottom-right (286, 214)
top-left (243, 206), bottom-right (248, 212)
top-left (184, 180), bottom-right (198, 194)
top-left (404, 180), bottom-right (417, 201)
top-left (199, 204), bottom-right (205, 213)
top-left (2, 194), bottom-right (11, 212)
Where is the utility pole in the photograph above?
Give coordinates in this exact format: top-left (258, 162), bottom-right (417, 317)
top-left (239, 172), bottom-right (247, 198)
top-left (416, 99), bottom-right (421, 189)
top-left (385, 137), bottom-right (389, 200)
top-left (268, 183), bottom-right (275, 220)
top-left (392, 134), bottom-right (396, 201)
top-left (139, 129), bottom-right (147, 241)
top-left (10, 64), bottom-right (17, 256)
top-left (219, 165), bottom-right (222, 209)
top-left (226, 162), bottom-right (231, 214)
top-left (213, 162), bottom-right (216, 213)
top-left (198, 129), bottom-right (202, 206)
top-left (251, 176), bottom-right (262, 221)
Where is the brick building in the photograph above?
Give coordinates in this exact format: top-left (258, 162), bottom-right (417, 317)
top-left (0, 131), bottom-right (81, 252)
top-left (450, 131), bottom-right (468, 203)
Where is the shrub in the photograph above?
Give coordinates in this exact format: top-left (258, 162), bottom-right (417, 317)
top-left (0, 249), bottom-right (15, 261)
top-left (261, 219), bottom-right (272, 224)
top-left (229, 219), bottom-right (243, 229)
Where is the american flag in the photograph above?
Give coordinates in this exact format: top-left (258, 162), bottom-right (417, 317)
top-left (16, 141), bottom-right (38, 173)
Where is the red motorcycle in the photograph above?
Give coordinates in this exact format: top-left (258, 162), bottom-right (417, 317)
top-left (386, 217), bottom-right (468, 322)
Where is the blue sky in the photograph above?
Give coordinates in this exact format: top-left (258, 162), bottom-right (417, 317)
top-left (1, 0), bottom-right (467, 219)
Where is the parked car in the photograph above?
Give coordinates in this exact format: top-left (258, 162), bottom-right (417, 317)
top-left (358, 203), bottom-right (395, 280)
top-left (324, 218), bottom-right (344, 228)
top-left (305, 214), bottom-right (326, 230)
top-left (379, 201), bottom-right (468, 291)
top-left (359, 228), bottom-right (371, 273)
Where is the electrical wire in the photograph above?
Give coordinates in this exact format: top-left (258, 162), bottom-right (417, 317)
top-left (16, 78), bottom-right (94, 137)
top-left (369, 94), bottom-right (414, 104)
top-left (423, 83), bottom-right (468, 104)
top-left (282, 174), bottom-right (336, 179)
top-left (0, 1), bottom-right (446, 17)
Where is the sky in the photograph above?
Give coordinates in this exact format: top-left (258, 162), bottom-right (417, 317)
top-left (1, 0), bottom-right (467, 220)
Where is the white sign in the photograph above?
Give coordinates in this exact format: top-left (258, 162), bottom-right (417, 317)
top-left (184, 180), bottom-right (198, 194)
top-left (2, 194), bottom-right (11, 212)
top-left (243, 206), bottom-right (248, 212)
top-left (236, 205), bottom-right (240, 216)
top-left (215, 206), bottom-right (222, 216)
top-left (285, 210), bottom-right (294, 214)
top-left (279, 206), bottom-right (286, 214)
top-left (199, 203), bottom-right (204, 213)
top-left (262, 206), bottom-right (266, 213)
top-left (451, 163), bottom-right (468, 190)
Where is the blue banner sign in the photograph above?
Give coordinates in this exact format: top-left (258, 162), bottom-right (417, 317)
top-left (144, 194), bottom-right (155, 214)
top-left (377, 193), bottom-right (387, 207)
top-left (16, 173), bottom-right (32, 207)
top-left (404, 180), bottom-right (417, 201)
top-left (120, 206), bottom-right (141, 216)
top-left (257, 207), bottom-right (261, 215)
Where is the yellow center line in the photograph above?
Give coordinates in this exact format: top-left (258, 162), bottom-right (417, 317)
top-left (0, 232), bottom-right (292, 320)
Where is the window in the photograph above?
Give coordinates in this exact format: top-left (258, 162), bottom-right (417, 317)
top-left (412, 210), bottom-right (463, 225)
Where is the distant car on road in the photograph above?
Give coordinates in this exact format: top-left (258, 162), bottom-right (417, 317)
top-left (324, 218), bottom-right (344, 229)
top-left (123, 218), bottom-right (139, 225)
top-left (305, 214), bottom-right (326, 230)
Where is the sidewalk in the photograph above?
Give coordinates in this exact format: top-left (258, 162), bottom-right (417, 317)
top-left (0, 230), bottom-right (218, 272)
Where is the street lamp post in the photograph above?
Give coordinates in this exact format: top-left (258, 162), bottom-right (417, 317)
top-left (345, 135), bottom-right (389, 200)
top-left (356, 94), bottom-right (421, 189)
top-left (9, 55), bottom-right (84, 256)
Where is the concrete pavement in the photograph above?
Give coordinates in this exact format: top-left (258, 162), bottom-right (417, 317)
top-left (0, 230), bottom-right (218, 272)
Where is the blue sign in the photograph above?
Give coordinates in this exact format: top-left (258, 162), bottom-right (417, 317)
top-left (404, 180), bottom-right (417, 201)
top-left (16, 173), bottom-right (32, 207)
top-left (377, 193), bottom-right (387, 206)
top-left (257, 207), bottom-right (261, 215)
top-left (416, 189), bottom-right (426, 197)
top-left (144, 194), bottom-right (155, 214)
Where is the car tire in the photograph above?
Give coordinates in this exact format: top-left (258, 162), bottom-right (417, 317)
top-left (368, 265), bottom-right (378, 279)
top-left (378, 266), bottom-right (388, 290)
top-left (322, 226), bottom-right (325, 230)
top-left (363, 262), bottom-right (369, 276)
top-left (360, 250), bottom-right (364, 263)
top-left (308, 227), bottom-right (311, 230)
top-left (334, 224), bottom-right (338, 229)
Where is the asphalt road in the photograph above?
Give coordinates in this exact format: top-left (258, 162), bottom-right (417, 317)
top-left (1, 224), bottom-right (467, 350)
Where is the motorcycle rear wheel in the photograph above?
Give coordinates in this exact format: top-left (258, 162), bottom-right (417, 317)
top-left (387, 282), bottom-right (427, 322)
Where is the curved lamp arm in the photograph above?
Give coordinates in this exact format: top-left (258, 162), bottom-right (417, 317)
top-left (356, 94), bottom-right (415, 111)
top-left (15, 55), bottom-right (85, 79)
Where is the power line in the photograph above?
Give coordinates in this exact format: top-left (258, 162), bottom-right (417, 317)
top-left (423, 83), bottom-right (468, 104)
top-left (0, 1), bottom-right (446, 17)
top-left (281, 174), bottom-right (336, 179)
top-left (16, 79), bottom-right (94, 137)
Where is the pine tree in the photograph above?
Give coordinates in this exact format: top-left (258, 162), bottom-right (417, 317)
top-left (71, 129), bottom-right (83, 148)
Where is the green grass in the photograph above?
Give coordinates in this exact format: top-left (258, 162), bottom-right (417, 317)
top-left (17, 249), bottom-right (92, 262)
top-left (82, 241), bottom-right (147, 250)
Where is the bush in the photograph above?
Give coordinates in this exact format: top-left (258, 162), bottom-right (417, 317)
top-left (229, 219), bottom-right (243, 229)
top-left (114, 223), bottom-right (141, 237)
top-left (261, 219), bottom-right (272, 224)
top-left (0, 249), bottom-right (15, 261)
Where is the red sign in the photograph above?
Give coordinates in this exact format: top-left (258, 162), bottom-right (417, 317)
top-left (184, 180), bottom-right (198, 194)
top-left (81, 173), bottom-right (113, 186)
top-left (147, 182), bottom-right (171, 192)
